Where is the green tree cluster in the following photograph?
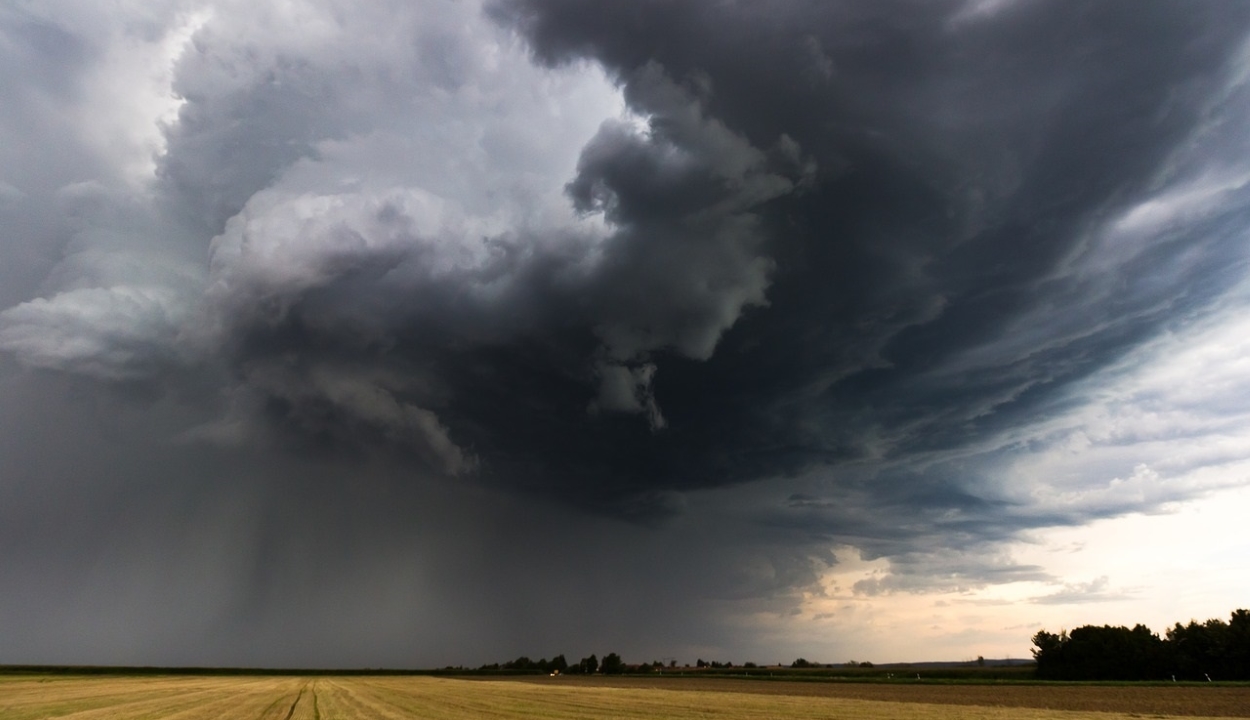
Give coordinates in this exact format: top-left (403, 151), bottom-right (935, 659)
top-left (600, 653), bottom-right (623, 674)
top-left (479, 654), bottom-right (568, 673)
top-left (695, 658), bottom-right (736, 668)
top-left (1032, 609), bottom-right (1250, 680)
top-left (479, 652), bottom-right (738, 676)
top-left (563, 654), bottom-right (598, 675)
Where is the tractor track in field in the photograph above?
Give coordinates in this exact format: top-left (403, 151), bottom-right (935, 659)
top-left (280, 682), bottom-right (306, 720)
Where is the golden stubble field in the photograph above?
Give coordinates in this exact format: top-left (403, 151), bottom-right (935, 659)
top-left (1, 674), bottom-right (1247, 720)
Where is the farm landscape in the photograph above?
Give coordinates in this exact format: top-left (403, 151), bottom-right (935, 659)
top-left (6, 2), bottom-right (1250, 719)
top-left (2, 673), bottom-right (1249, 720)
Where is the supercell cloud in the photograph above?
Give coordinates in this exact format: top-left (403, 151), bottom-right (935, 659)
top-left (3, 0), bottom-right (1250, 667)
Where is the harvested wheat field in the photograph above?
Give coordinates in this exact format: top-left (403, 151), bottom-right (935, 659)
top-left (1, 675), bottom-right (1247, 720)
top-left (509, 676), bottom-right (1250, 718)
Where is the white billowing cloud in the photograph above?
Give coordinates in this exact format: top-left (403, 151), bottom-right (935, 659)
top-left (0, 180), bottom-right (202, 379)
top-left (2, 0), bottom-right (815, 442)
top-left (141, 0), bottom-right (658, 464)
top-left (199, 178), bottom-right (604, 350)
top-left (162, 0), bottom-right (627, 233)
top-left (0, 285), bottom-right (189, 380)
top-left (0, 0), bottom-right (635, 441)
top-left (0, 176), bottom-right (202, 380)
top-left (175, 0), bottom-right (622, 318)
top-left (74, 7), bottom-right (208, 184)
top-left (178, 4), bottom-right (811, 434)
top-left (203, 187), bottom-right (506, 330)
top-left (0, 1), bottom-right (208, 378)
top-left (4, 0), bottom-right (206, 186)
top-left (0, 2), bottom-right (213, 307)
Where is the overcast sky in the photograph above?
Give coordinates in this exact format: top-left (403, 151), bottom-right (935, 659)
top-left (3, 0), bottom-right (1250, 669)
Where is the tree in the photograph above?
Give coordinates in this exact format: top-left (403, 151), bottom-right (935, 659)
top-left (1030, 614), bottom-right (1250, 680)
top-left (1031, 629), bottom-right (1067, 679)
top-left (1034, 625), bottom-right (1161, 680)
top-left (1168, 617), bottom-right (1230, 680)
top-left (1228, 609), bottom-right (1250, 679)
top-left (579, 654), bottom-right (599, 674)
top-left (601, 653), bottom-right (624, 674)
top-left (503, 656), bottom-right (532, 671)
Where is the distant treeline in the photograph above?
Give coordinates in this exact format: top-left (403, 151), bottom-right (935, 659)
top-left (478, 654), bottom-right (785, 674)
top-left (1032, 609), bottom-right (1250, 680)
top-left (478, 653), bottom-right (670, 675)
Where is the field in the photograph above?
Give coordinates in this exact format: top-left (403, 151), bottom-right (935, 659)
top-left (1, 674), bottom-right (1247, 719)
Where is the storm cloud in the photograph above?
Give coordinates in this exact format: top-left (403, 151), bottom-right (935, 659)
top-left (3, 0), bottom-right (1250, 667)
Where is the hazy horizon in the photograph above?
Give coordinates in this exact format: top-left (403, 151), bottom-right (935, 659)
top-left (3, 0), bottom-right (1250, 669)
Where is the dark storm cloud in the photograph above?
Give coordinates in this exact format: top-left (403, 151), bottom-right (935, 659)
top-left (0, 0), bottom-right (835, 666)
top-left (166, 19), bottom-right (812, 500)
top-left (13, 0), bottom-right (1246, 518)
top-left (474, 0), bottom-right (1250, 507)
top-left (5, 0), bottom-right (1250, 667)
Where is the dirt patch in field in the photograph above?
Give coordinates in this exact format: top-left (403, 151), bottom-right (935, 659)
top-left (493, 676), bottom-right (1250, 717)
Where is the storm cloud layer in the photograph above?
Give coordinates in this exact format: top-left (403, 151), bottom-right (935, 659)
top-left (3, 0), bottom-right (1250, 667)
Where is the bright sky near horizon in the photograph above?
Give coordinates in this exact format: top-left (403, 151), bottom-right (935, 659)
top-left (2, 0), bottom-right (1250, 668)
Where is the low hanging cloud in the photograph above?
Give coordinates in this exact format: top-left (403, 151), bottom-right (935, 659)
top-left (0, 285), bottom-right (188, 380)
